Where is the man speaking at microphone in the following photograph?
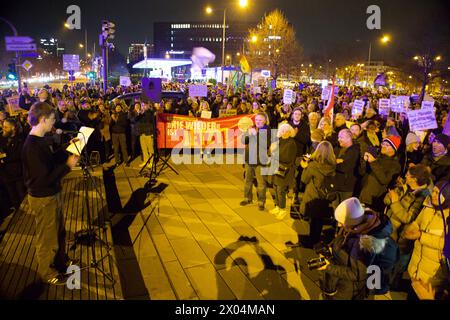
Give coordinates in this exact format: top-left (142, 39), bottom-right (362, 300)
top-left (22, 102), bottom-right (79, 285)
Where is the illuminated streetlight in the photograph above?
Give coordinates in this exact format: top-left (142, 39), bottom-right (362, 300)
top-left (165, 54), bottom-right (170, 59)
top-left (236, 52), bottom-right (241, 56)
top-left (87, 53), bottom-right (91, 58)
top-left (205, 6), bottom-right (213, 14)
top-left (380, 35), bottom-right (391, 44)
top-left (64, 22), bottom-right (70, 29)
top-left (435, 56), bottom-right (442, 61)
top-left (414, 56), bottom-right (420, 60)
top-left (239, 0), bottom-right (248, 8)
top-left (409, 75), bottom-right (412, 79)
top-left (79, 43), bottom-right (84, 48)
top-left (251, 35), bottom-right (258, 43)
top-left (309, 64), bottom-right (312, 68)
top-left (275, 49), bottom-right (280, 53)
top-left (226, 55), bottom-right (231, 60)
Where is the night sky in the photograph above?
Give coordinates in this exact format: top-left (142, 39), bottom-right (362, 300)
top-left (1, 0), bottom-right (449, 65)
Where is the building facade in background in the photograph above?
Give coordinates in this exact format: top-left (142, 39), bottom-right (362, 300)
top-left (153, 21), bottom-right (256, 63)
top-left (127, 43), bottom-right (155, 64)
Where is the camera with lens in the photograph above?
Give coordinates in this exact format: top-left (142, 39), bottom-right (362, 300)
top-left (307, 242), bottom-right (333, 270)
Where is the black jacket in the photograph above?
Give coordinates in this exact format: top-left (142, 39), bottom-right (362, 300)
top-left (323, 211), bottom-right (398, 299)
top-left (242, 125), bottom-right (271, 166)
top-left (289, 119), bottom-right (310, 157)
top-left (22, 135), bottom-right (70, 197)
top-left (110, 112), bottom-right (128, 134)
top-left (335, 143), bottom-right (361, 192)
top-left (420, 153), bottom-right (450, 181)
top-left (0, 134), bottom-right (24, 182)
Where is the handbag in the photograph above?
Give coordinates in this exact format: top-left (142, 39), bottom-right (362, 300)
top-left (274, 164), bottom-right (289, 177)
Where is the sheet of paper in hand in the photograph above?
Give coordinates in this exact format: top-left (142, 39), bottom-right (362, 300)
top-left (66, 126), bottom-right (95, 156)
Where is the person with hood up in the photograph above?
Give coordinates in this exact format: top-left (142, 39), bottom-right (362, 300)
top-left (318, 197), bottom-right (398, 300)
top-left (420, 134), bottom-right (450, 182)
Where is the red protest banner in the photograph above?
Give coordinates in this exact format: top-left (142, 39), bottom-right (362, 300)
top-left (156, 113), bottom-right (257, 149)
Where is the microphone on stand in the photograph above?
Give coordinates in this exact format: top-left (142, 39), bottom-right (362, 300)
top-left (55, 128), bottom-right (80, 135)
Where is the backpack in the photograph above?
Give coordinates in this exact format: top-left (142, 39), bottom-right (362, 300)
top-left (316, 173), bottom-right (338, 202)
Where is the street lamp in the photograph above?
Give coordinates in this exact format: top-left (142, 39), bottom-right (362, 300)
top-left (79, 43), bottom-right (84, 48)
top-left (205, 0), bottom-right (248, 83)
top-left (366, 34), bottom-right (392, 85)
top-left (435, 56), bottom-right (442, 61)
top-left (251, 35), bottom-right (258, 43)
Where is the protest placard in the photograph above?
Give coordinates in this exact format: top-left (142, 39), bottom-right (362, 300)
top-left (390, 95), bottom-right (410, 113)
top-left (352, 99), bottom-right (365, 116)
top-left (120, 76), bottom-right (131, 87)
top-left (283, 89), bottom-right (294, 104)
top-left (321, 86), bottom-right (330, 100)
top-left (378, 98), bottom-right (390, 116)
top-left (407, 109), bottom-right (438, 132)
top-left (188, 85), bottom-right (208, 97)
top-left (200, 110), bottom-right (212, 119)
top-left (421, 100), bottom-right (435, 110)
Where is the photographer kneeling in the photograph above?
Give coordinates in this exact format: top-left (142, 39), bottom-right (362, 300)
top-left (316, 197), bottom-right (398, 300)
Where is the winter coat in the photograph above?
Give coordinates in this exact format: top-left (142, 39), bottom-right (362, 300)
top-left (384, 184), bottom-right (431, 253)
top-left (288, 119), bottom-right (310, 157)
top-left (359, 155), bottom-right (401, 208)
top-left (408, 203), bottom-right (449, 287)
top-left (420, 153), bottom-right (450, 181)
top-left (99, 112), bottom-right (111, 142)
top-left (300, 161), bottom-right (335, 215)
top-left (243, 125), bottom-right (271, 166)
top-left (322, 211), bottom-right (398, 299)
top-left (334, 143), bottom-right (360, 192)
top-left (271, 137), bottom-right (297, 188)
top-left (110, 112), bottom-right (128, 134)
top-left (135, 110), bottom-right (155, 136)
top-left (0, 134), bottom-right (24, 182)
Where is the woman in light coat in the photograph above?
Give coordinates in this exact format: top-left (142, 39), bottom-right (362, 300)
top-left (404, 180), bottom-right (450, 299)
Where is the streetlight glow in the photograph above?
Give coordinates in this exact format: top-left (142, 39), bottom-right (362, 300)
top-left (435, 56), bottom-right (442, 61)
top-left (239, 0), bottom-right (248, 8)
top-left (381, 35), bottom-right (391, 44)
top-left (205, 6), bottom-right (213, 14)
top-left (414, 56), bottom-right (419, 60)
top-left (251, 35), bottom-right (258, 43)
top-left (79, 43), bottom-right (84, 48)
top-left (64, 23), bottom-right (70, 29)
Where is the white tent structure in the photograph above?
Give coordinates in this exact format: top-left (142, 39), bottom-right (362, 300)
top-left (132, 58), bottom-right (192, 79)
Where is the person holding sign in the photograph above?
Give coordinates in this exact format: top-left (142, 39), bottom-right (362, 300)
top-left (22, 102), bottom-right (79, 285)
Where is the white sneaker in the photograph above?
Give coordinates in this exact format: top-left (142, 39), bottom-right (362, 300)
top-left (270, 206), bottom-right (280, 215)
top-left (276, 209), bottom-right (288, 220)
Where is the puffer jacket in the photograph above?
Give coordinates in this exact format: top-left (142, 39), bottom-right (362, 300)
top-left (322, 211), bottom-right (398, 299)
top-left (384, 184), bottom-right (431, 253)
top-left (300, 161), bottom-right (335, 215)
top-left (359, 155), bottom-right (401, 208)
top-left (407, 203), bottom-right (449, 287)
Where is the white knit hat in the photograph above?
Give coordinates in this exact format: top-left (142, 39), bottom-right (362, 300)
top-left (405, 132), bottom-right (420, 146)
top-left (334, 197), bottom-right (365, 227)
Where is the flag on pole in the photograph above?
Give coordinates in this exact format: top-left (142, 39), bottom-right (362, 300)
top-left (239, 55), bottom-right (251, 74)
top-left (324, 77), bottom-right (335, 122)
top-left (191, 47), bottom-right (216, 72)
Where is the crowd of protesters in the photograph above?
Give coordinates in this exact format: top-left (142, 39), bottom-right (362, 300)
top-left (0, 79), bottom-right (449, 299)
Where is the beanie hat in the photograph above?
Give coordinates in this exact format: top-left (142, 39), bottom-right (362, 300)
top-left (334, 197), bottom-right (365, 227)
top-left (406, 132), bottom-right (420, 146)
top-left (432, 134), bottom-right (450, 151)
top-left (383, 135), bottom-right (401, 152)
top-left (311, 128), bottom-right (325, 142)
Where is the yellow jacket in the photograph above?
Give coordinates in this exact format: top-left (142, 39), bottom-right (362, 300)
top-left (407, 202), bottom-right (449, 286)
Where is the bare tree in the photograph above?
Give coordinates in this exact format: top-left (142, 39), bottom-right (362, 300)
top-left (247, 9), bottom-right (303, 79)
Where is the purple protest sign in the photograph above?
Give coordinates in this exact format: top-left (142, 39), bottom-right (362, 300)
top-left (443, 115), bottom-right (450, 137)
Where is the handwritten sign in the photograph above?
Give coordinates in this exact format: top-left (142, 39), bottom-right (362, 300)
top-left (5, 96), bottom-right (21, 115)
top-left (390, 95), bottom-right (410, 113)
top-left (352, 99), bottom-right (365, 116)
top-left (421, 100), bottom-right (435, 110)
top-left (283, 89), bottom-right (294, 104)
top-left (378, 98), bottom-right (390, 116)
top-left (189, 85), bottom-right (208, 98)
top-left (321, 86), bottom-right (330, 100)
top-left (120, 76), bottom-right (131, 87)
top-left (407, 109), bottom-right (438, 132)
top-left (443, 115), bottom-right (450, 137)
top-left (200, 110), bottom-right (212, 119)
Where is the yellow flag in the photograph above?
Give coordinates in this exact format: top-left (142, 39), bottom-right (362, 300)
top-left (240, 55), bottom-right (251, 74)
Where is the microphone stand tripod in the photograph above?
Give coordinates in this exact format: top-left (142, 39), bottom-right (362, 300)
top-left (69, 132), bottom-right (114, 283)
top-left (139, 111), bottom-right (178, 189)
